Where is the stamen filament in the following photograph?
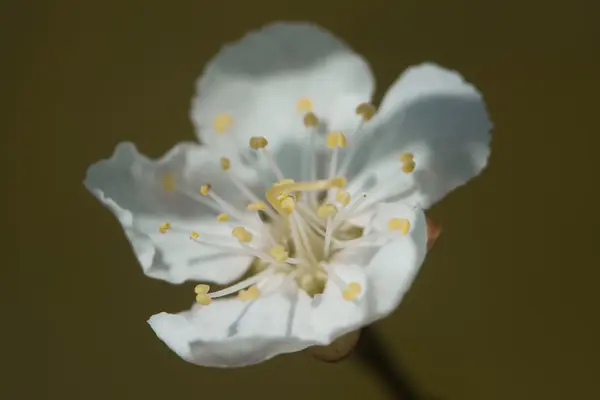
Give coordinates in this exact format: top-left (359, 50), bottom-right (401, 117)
top-left (207, 270), bottom-right (273, 298)
top-left (262, 148), bottom-right (285, 181)
top-left (332, 193), bottom-right (368, 230)
top-left (336, 121), bottom-right (365, 178)
top-left (291, 212), bottom-right (318, 265)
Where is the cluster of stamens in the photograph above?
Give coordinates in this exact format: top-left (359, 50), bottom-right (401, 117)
top-left (159, 100), bottom-right (417, 306)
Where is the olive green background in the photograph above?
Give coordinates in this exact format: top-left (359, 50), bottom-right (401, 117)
top-left (5, 0), bottom-right (599, 399)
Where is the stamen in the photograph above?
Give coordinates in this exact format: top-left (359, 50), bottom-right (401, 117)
top-left (290, 212), bottom-right (318, 265)
top-left (216, 213), bottom-right (230, 222)
top-left (220, 157), bottom-right (231, 171)
top-left (232, 226), bottom-right (253, 243)
top-left (336, 103), bottom-right (376, 178)
top-left (326, 133), bottom-right (347, 199)
top-left (336, 189), bottom-right (351, 206)
top-left (213, 113), bottom-right (233, 134)
top-left (238, 285), bottom-right (261, 301)
top-left (158, 222), bottom-right (171, 234)
top-left (400, 152), bottom-right (416, 173)
top-left (342, 282), bottom-right (362, 301)
top-left (202, 270), bottom-right (274, 299)
top-left (269, 245), bottom-right (289, 262)
top-left (332, 193), bottom-right (367, 230)
top-left (296, 97), bottom-right (313, 112)
top-left (247, 201), bottom-right (268, 211)
top-left (355, 103), bottom-right (376, 121)
top-left (200, 183), bottom-right (253, 224)
top-left (317, 204), bottom-right (338, 219)
top-left (303, 112), bottom-right (319, 128)
top-left (194, 284), bottom-right (212, 305)
top-left (249, 136), bottom-right (285, 181)
top-left (322, 264), bottom-right (363, 301)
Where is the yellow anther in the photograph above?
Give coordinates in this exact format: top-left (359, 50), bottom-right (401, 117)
top-left (162, 173), bottom-right (175, 192)
top-left (195, 294), bottom-right (212, 305)
top-left (247, 201), bottom-right (268, 211)
top-left (280, 195), bottom-right (296, 214)
top-left (190, 231), bottom-right (199, 239)
top-left (158, 222), bottom-right (171, 234)
top-left (269, 244), bottom-right (289, 262)
top-left (331, 176), bottom-right (347, 188)
top-left (388, 218), bottom-right (411, 235)
top-left (326, 131), bottom-right (348, 149)
top-left (232, 226), bottom-right (253, 243)
top-left (194, 284), bottom-right (210, 294)
top-left (402, 160), bottom-right (416, 174)
top-left (317, 204), bottom-right (338, 219)
top-left (355, 103), bottom-right (377, 121)
top-left (238, 285), bottom-right (260, 301)
top-left (213, 113), bottom-right (233, 134)
top-left (399, 152), bottom-right (414, 163)
top-left (220, 157), bottom-right (231, 171)
top-left (216, 213), bottom-right (230, 222)
top-left (296, 97), bottom-right (313, 112)
top-left (200, 184), bottom-right (211, 196)
top-left (336, 189), bottom-right (351, 206)
top-left (249, 136), bottom-right (268, 149)
top-left (342, 282), bottom-right (362, 301)
top-left (303, 112), bottom-right (319, 127)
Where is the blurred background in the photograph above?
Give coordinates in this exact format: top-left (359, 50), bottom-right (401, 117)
top-left (4, 0), bottom-right (599, 399)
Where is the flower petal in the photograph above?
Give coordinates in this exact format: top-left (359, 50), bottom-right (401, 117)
top-left (148, 203), bottom-right (426, 367)
top-left (347, 63), bottom-right (492, 209)
top-left (190, 22), bottom-right (374, 159)
top-left (84, 142), bottom-right (263, 284)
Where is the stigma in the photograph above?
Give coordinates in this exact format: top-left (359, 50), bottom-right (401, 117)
top-left (162, 102), bottom-right (419, 306)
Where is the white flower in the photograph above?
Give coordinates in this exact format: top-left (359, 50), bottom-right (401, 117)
top-left (84, 22), bottom-right (492, 368)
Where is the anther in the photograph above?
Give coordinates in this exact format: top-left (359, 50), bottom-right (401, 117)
top-left (190, 231), bottom-right (199, 239)
top-left (220, 157), bottom-right (231, 171)
top-left (402, 160), bottom-right (416, 173)
top-left (159, 222), bottom-right (171, 234)
top-left (331, 176), bottom-right (347, 188)
top-left (216, 213), bottom-right (230, 222)
top-left (247, 201), bottom-right (268, 211)
top-left (200, 184), bottom-right (211, 196)
top-left (326, 131), bottom-right (348, 149)
top-left (342, 282), bottom-right (362, 301)
top-left (355, 103), bottom-right (377, 121)
top-left (162, 173), bottom-right (175, 192)
top-left (399, 152), bottom-right (414, 163)
top-left (280, 195), bottom-right (296, 214)
top-left (388, 218), bottom-right (411, 235)
top-left (303, 112), bottom-right (319, 127)
top-left (269, 244), bottom-right (289, 262)
top-left (194, 284), bottom-right (212, 305)
top-left (317, 204), bottom-right (338, 219)
top-left (336, 189), bottom-right (351, 206)
top-left (232, 226), bottom-right (253, 243)
top-left (213, 113), bottom-right (233, 134)
top-left (249, 136), bottom-right (268, 149)
top-left (238, 285), bottom-right (260, 301)
top-left (296, 97), bottom-right (313, 112)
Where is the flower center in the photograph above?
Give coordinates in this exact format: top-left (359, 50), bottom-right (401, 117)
top-left (159, 102), bottom-right (417, 306)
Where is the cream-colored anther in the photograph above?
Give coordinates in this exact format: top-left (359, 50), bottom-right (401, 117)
top-left (303, 112), bottom-right (319, 127)
top-left (317, 204), bottom-right (338, 219)
top-left (331, 176), bottom-right (347, 188)
top-left (336, 189), bottom-right (351, 206)
top-left (296, 97), bottom-right (313, 112)
top-left (232, 226), bottom-right (253, 243)
top-left (216, 213), bottom-right (230, 222)
top-left (249, 136), bottom-right (269, 149)
top-left (269, 244), bottom-right (289, 262)
top-left (238, 285), bottom-right (260, 301)
top-left (200, 184), bottom-right (211, 196)
top-left (247, 201), bottom-right (268, 211)
top-left (162, 173), bottom-right (175, 192)
top-left (194, 284), bottom-right (211, 305)
top-left (342, 282), bottom-right (362, 301)
top-left (355, 103), bottom-right (377, 121)
top-left (159, 222), bottom-right (171, 234)
top-left (220, 157), bottom-right (231, 171)
top-left (213, 113), bottom-right (233, 134)
top-left (326, 131), bottom-right (348, 149)
top-left (388, 218), bottom-right (411, 235)
top-left (190, 231), bottom-right (199, 239)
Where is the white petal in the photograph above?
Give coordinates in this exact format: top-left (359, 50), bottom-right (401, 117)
top-left (348, 63), bottom-right (492, 209)
top-left (148, 203), bottom-right (426, 367)
top-left (84, 142), bottom-right (263, 284)
top-left (190, 22), bottom-right (374, 159)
